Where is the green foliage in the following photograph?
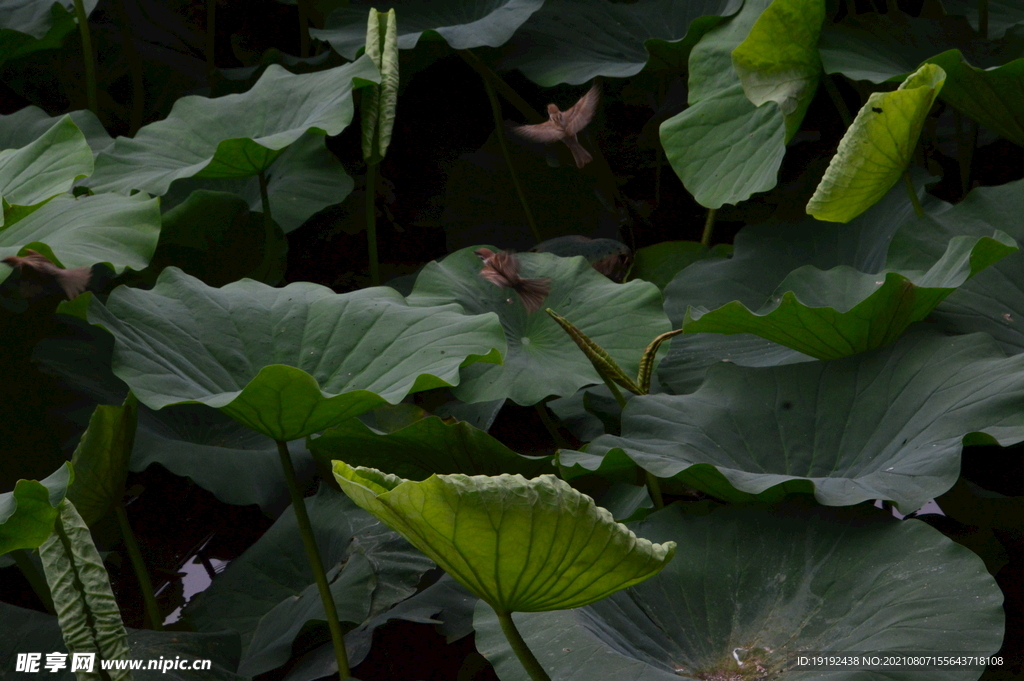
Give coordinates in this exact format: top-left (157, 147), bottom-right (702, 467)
top-left (5, 1), bottom-right (1024, 678)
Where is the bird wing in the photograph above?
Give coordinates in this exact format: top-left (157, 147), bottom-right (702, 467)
top-left (513, 120), bottom-right (564, 143)
top-left (562, 84), bottom-right (599, 136)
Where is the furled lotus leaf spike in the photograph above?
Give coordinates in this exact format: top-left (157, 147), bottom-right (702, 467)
top-left (545, 309), bottom-right (641, 394)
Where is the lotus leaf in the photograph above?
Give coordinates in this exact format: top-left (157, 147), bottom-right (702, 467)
top-left (332, 462), bottom-right (676, 614)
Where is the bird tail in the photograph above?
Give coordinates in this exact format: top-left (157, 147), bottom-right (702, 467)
top-left (513, 277), bottom-right (551, 313)
top-left (564, 137), bottom-right (593, 168)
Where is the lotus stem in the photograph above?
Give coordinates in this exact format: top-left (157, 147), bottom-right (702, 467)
top-left (599, 370), bottom-right (628, 409)
top-left (457, 50), bottom-right (544, 124)
top-left (114, 0), bottom-right (144, 134)
top-left (496, 611), bottom-right (552, 681)
top-left (256, 170), bottom-right (282, 282)
top-left (903, 171), bottom-right (924, 218)
top-left (114, 503), bottom-right (162, 630)
top-left (72, 0), bottom-right (98, 117)
top-left (534, 401), bottom-right (569, 449)
top-left (366, 163), bottom-right (380, 285)
top-left (482, 75), bottom-right (542, 243)
top-left (645, 471), bottom-right (664, 510)
top-left (11, 549), bottom-right (56, 615)
top-left (276, 439), bottom-right (351, 678)
top-left (701, 208), bottom-right (717, 247)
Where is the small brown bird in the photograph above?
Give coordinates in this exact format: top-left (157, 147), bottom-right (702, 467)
top-left (474, 248), bottom-right (551, 313)
top-left (513, 84), bottom-right (599, 168)
top-left (2, 249), bottom-right (91, 300)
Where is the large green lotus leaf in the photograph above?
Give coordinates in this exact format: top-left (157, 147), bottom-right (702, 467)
top-left (0, 462), bottom-right (71, 556)
top-left (86, 267), bottom-right (504, 441)
top-left (86, 56), bottom-right (378, 195)
top-left (158, 130), bottom-right (354, 234)
top-left (681, 231), bottom-right (1016, 359)
top-left (65, 395), bottom-right (136, 527)
top-left (308, 414), bottom-right (551, 480)
top-left (185, 485), bottom-right (433, 669)
top-left (407, 247), bottom-right (667, 405)
top-left (475, 501), bottom-right (1004, 681)
top-left (580, 331), bottom-right (1024, 512)
top-left (658, 171), bottom-right (928, 385)
top-left (0, 115), bottom-right (92, 217)
top-left (927, 50), bottom-right (1024, 147)
top-left (0, 105), bottom-right (113, 156)
top-left (660, 0), bottom-right (791, 208)
top-left (819, 11), bottom-right (995, 84)
top-left (936, 0), bottom-right (1024, 40)
top-left (499, 0), bottom-right (741, 86)
top-left (143, 190), bottom-right (286, 288)
top-left (132, 403), bottom-right (316, 518)
top-left (0, 192), bottom-right (161, 285)
top-left (807, 64), bottom-right (946, 223)
top-left (661, 83), bottom-right (787, 209)
top-left (332, 463), bottom-right (676, 613)
top-left (888, 177), bottom-right (1024, 355)
top-left (731, 0), bottom-right (824, 136)
top-left (312, 0), bottom-right (543, 59)
top-left (0, 602), bottom-right (246, 680)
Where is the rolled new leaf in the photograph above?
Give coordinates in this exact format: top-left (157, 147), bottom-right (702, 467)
top-left (0, 463), bottom-right (73, 556)
top-left (39, 499), bottom-right (132, 680)
top-left (331, 462), bottom-right (676, 614)
top-left (362, 8), bottom-right (398, 165)
top-left (546, 309), bottom-right (641, 395)
top-left (807, 63), bottom-right (945, 222)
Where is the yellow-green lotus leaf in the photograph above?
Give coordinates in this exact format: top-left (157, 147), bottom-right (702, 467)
top-left (331, 462), bottom-right (676, 614)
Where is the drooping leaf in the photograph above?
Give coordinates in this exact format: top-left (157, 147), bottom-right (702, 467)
top-left (0, 0), bottom-right (98, 39)
top-left (578, 331), bottom-right (1024, 512)
top-left (406, 247), bottom-right (668, 405)
top-left (308, 414), bottom-right (551, 480)
top-left (332, 462), bottom-right (676, 614)
top-left (65, 394), bottom-right (137, 526)
top-left (87, 267), bottom-right (505, 441)
top-left (731, 0), bottom-right (824, 137)
top-left (312, 0), bottom-right (544, 59)
top-left (475, 502), bottom-right (1004, 681)
top-left (660, 0), bottom-right (792, 208)
top-left (0, 463), bottom-right (72, 557)
top-left (681, 232), bottom-right (1016, 359)
top-left (0, 193), bottom-right (161, 287)
top-left (185, 485), bottom-right (434, 673)
top-left (39, 499), bottom-right (132, 680)
top-left (86, 57), bottom-right (379, 195)
top-left (500, 0), bottom-right (741, 86)
top-left (936, 0), bottom-right (1024, 40)
top-left (807, 64), bottom-right (946, 222)
top-left (927, 50), bottom-right (1024, 147)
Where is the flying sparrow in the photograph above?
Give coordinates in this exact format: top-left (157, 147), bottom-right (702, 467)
top-left (2, 249), bottom-right (91, 300)
top-left (474, 248), bottom-right (551, 313)
top-left (513, 84), bottom-right (599, 168)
